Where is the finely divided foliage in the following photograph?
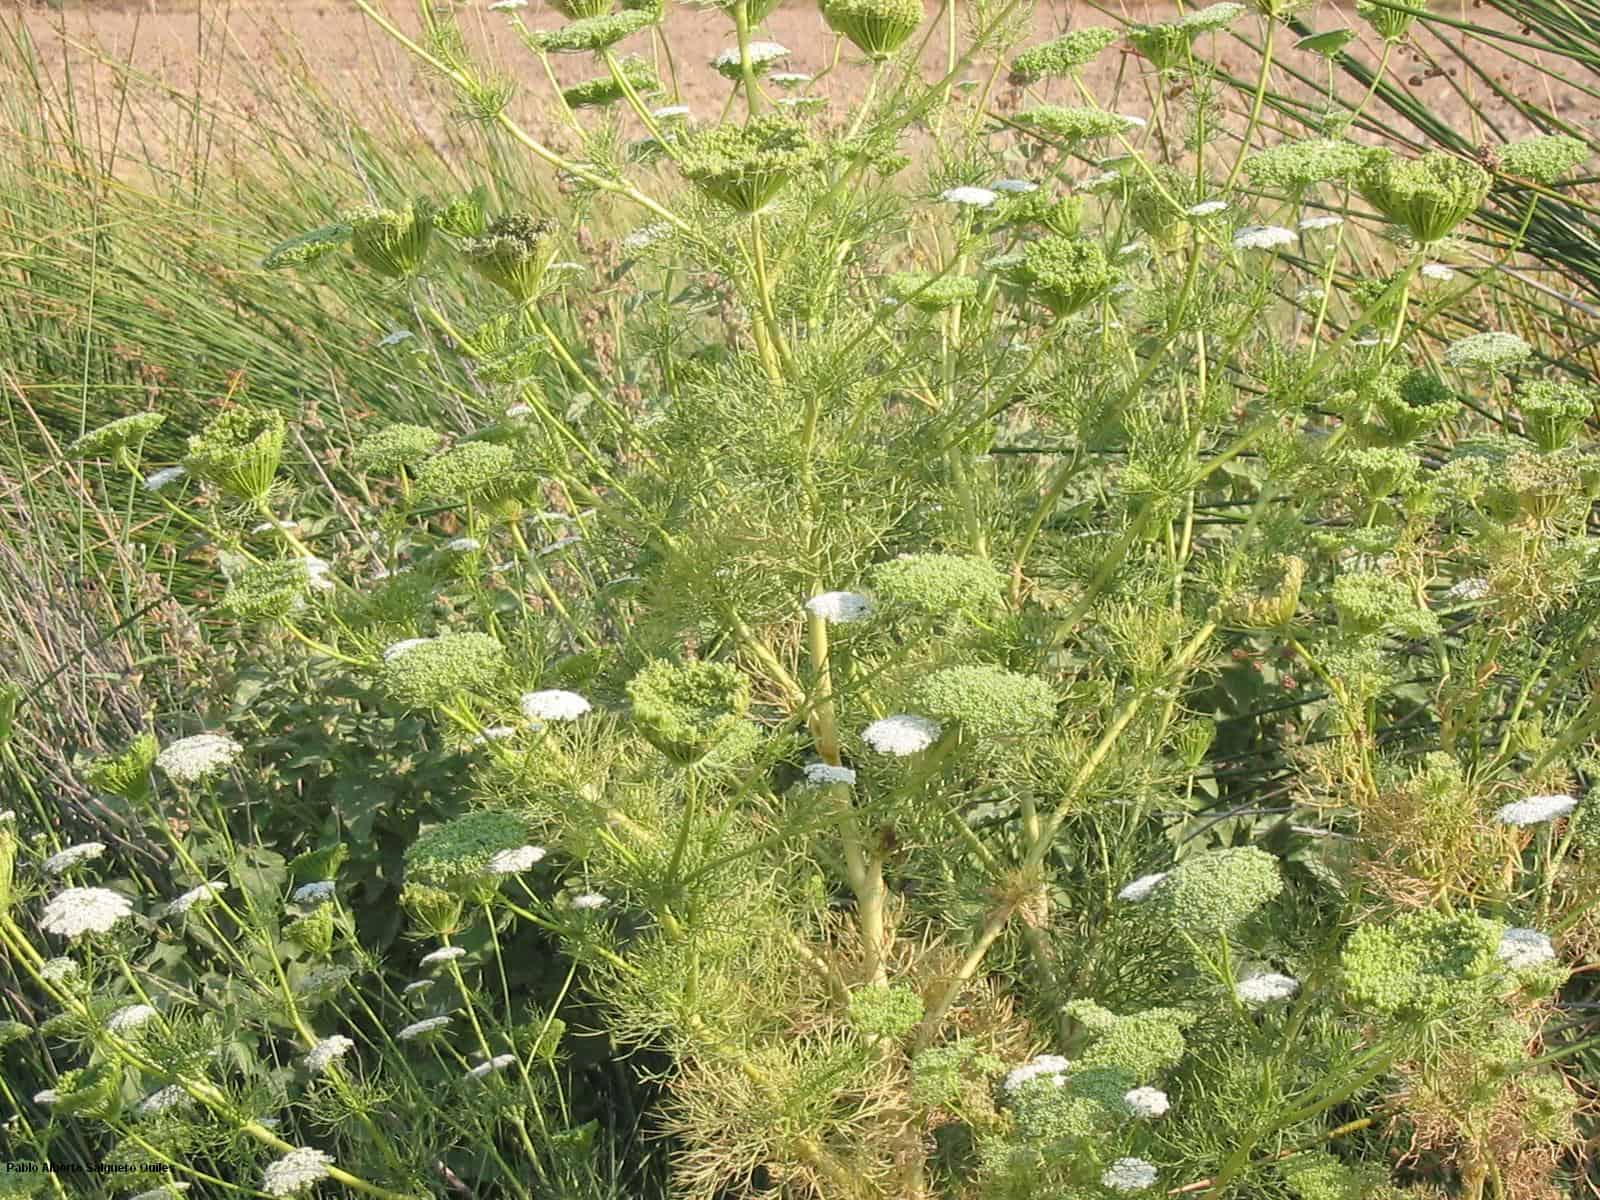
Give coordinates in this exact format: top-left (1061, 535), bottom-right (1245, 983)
top-left (3, 0), bottom-right (1600, 1196)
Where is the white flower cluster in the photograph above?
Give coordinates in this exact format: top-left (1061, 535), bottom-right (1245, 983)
top-left (383, 637), bottom-right (433, 662)
top-left (262, 1147), bottom-right (334, 1196)
top-left (862, 714), bottom-right (942, 756)
top-left (941, 186), bottom-right (998, 208)
top-left (1186, 200), bottom-right (1228, 217)
top-left (155, 733), bottom-right (243, 784)
top-left (1494, 793), bottom-right (1578, 827)
top-left (293, 881), bottom-right (337, 905)
top-left (1497, 927), bottom-right (1556, 969)
top-left (467, 1053), bottom-right (518, 1079)
top-left (520, 690), bottom-right (591, 721)
top-left (39, 886), bottom-right (133, 939)
top-left (1002, 1053), bottom-right (1070, 1096)
top-left (306, 1035), bottom-right (355, 1073)
top-left (43, 842), bottom-right (106, 875)
top-left (1444, 576), bottom-right (1489, 602)
top-left (1117, 872), bottom-right (1169, 902)
top-left (488, 845), bottom-right (547, 874)
top-left (41, 957), bottom-right (80, 983)
top-left (396, 1015), bottom-right (453, 1041)
top-left (138, 1085), bottom-right (192, 1117)
top-left (167, 882), bottom-right (224, 915)
top-left (142, 466), bottom-right (187, 492)
top-left (621, 222), bottom-right (673, 252)
top-left (1235, 972), bottom-right (1299, 1004)
top-left (1124, 1086), bottom-right (1170, 1118)
top-left (107, 1004), bottom-right (159, 1034)
top-left (992, 178), bottom-right (1038, 194)
top-left (805, 590), bottom-right (873, 624)
top-left (1298, 214), bottom-right (1342, 231)
top-left (803, 761), bottom-right (857, 786)
top-left (573, 892), bottom-right (610, 910)
top-left (1232, 225), bottom-right (1296, 251)
top-left (1103, 1158), bottom-right (1159, 1192)
top-left (472, 725), bottom-right (520, 745)
top-left (713, 41), bottom-right (790, 68)
top-left (421, 946), bottom-right (466, 967)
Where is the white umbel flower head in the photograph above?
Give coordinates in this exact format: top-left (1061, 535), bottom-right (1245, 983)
top-left (34, 1089), bottom-right (59, 1105)
top-left (1498, 927), bottom-right (1556, 969)
top-left (941, 186), bottom-right (999, 208)
top-left (1421, 262), bottom-right (1456, 281)
top-left (302, 557), bottom-right (335, 592)
top-left (107, 1004), bottom-right (159, 1034)
top-left (862, 714), bottom-right (942, 756)
top-left (468, 1053), bottom-right (518, 1079)
top-left (40, 957), bottom-right (80, 983)
top-left (262, 1147), bottom-right (334, 1196)
top-left (652, 104), bottom-right (691, 119)
top-left (1002, 1053), bottom-right (1071, 1096)
top-left (292, 881), bottom-right (337, 906)
top-left (992, 178), bottom-right (1039, 194)
top-left (1124, 1086), bottom-right (1171, 1117)
top-left (803, 761), bottom-right (857, 786)
top-left (447, 537), bottom-right (481, 553)
top-left (1186, 200), bottom-right (1229, 217)
top-left (1495, 793), bottom-right (1579, 827)
top-left (1444, 576), bottom-right (1489, 602)
top-left (43, 843), bottom-right (107, 875)
top-left (138, 1085), bottom-right (192, 1117)
top-left (1117, 872), bottom-right (1169, 902)
top-left (621, 222), bottom-right (673, 252)
top-left (1103, 1158), bottom-right (1159, 1192)
top-left (1298, 214), bottom-right (1343, 231)
top-left (713, 41), bottom-right (789, 68)
top-left (520, 690), bottom-right (591, 721)
top-left (472, 725), bottom-right (520, 746)
top-left (488, 845), bottom-right (547, 874)
top-left (168, 882), bottom-right (224, 915)
top-left (306, 1035), bottom-right (355, 1074)
top-left (142, 466), bottom-right (188, 492)
top-left (805, 590), bottom-right (873, 623)
top-left (383, 637), bottom-right (433, 662)
top-left (1235, 972), bottom-right (1300, 1004)
top-left (1444, 331), bottom-right (1532, 372)
top-left (769, 70), bottom-right (812, 85)
top-left (1232, 225), bottom-right (1296, 250)
top-left (420, 946), bottom-right (466, 967)
top-left (402, 980), bottom-right (434, 996)
top-left (396, 1015), bottom-right (453, 1040)
top-left (156, 733), bottom-right (242, 784)
top-left (489, 0), bottom-right (528, 9)
top-left (39, 887), bottom-right (133, 939)
top-left (572, 892), bottom-right (609, 910)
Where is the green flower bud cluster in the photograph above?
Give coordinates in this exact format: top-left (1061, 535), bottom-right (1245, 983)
top-left (1064, 999), bottom-right (1194, 1079)
top-left (405, 809), bottom-right (532, 888)
top-left (1502, 448), bottom-right (1586, 520)
top-left (1225, 554), bottom-right (1305, 630)
top-left (262, 222), bottom-right (351, 270)
top-left (525, 7), bottom-right (657, 53)
top-left (51, 1062), bottom-right (123, 1119)
top-left (1126, 164), bottom-right (1192, 249)
top-left (462, 214), bottom-right (560, 302)
top-left (182, 407), bottom-right (285, 501)
top-left (1341, 445), bottom-right (1420, 499)
top-left (1127, 21), bottom-right (1193, 70)
top-left (1005, 235), bottom-right (1117, 316)
top-left (1010, 26), bottom-right (1118, 81)
top-left (866, 552), bottom-right (1005, 617)
top-left (412, 441), bottom-right (520, 503)
top-left (991, 190), bottom-right (1084, 237)
top-left (1340, 909), bottom-right (1502, 1017)
top-left (1570, 791), bottom-right (1600, 852)
top-left (846, 984), bottom-right (925, 1038)
top-left (219, 558), bottom-right (322, 623)
top-left (1182, 2), bottom-right (1248, 30)
top-left (344, 199), bottom-right (434, 279)
top-left (1331, 571), bottom-right (1441, 640)
top-left (67, 411), bottom-right (166, 460)
top-left (401, 881), bottom-right (465, 936)
top-left (433, 187), bottom-right (488, 238)
top-left (625, 658), bottom-right (751, 764)
top-left (0, 1019), bottom-right (28, 1048)
top-left (820, 0), bottom-right (925, 60)
top-left (378, 631), bottom-right (509, 710)
top-left (1356, 150), bottom-right (1491, 244)
top-left (83, 734), bottom-right (159, 801)
top-left (886, 272), bottom-right (979, 312)
top-left (1142, 847), bottom-right (1284, 938)
top-left (678, 113), bottom-right (822, 213)
top-left (286, 905), bottom-right (335, 955)
top-left (352, 423), bottom-right (444, 475)
top-left (1243, 138), bottom-right (1365, 193)
top-left (1443, 331), bottom-right (1532, 374)
top-left (1497, 134), bottom-right (1589, 184)
top-left (913, 1043), bottom-right (1003, 1112)
top-left (1279, 1151), bottom-right (1381, 1200)
top-left (1373, 367), bottom-right (1456, 443)
top-left (563, 55), bottom-right (662, 108)
top-left (1010, 1086), bottom-right (1105, 1143)
top-left (1015, 105), bottom-right (1142, 146)
top-left (1355, 0), bottom-right (1420, 41)
top-left (908, 664), bottom-right (1057, 739)
top-left (1516, 379), bottom-right (1594, 452)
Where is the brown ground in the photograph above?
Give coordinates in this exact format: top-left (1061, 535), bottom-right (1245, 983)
top-left (5, 0), bottom-right (1562, 171)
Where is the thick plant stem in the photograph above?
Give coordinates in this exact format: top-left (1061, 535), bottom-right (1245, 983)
top-left (733, 0), bottom-right (763, 114)
top-left (1224, 17), bottom-right (1277, 190)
